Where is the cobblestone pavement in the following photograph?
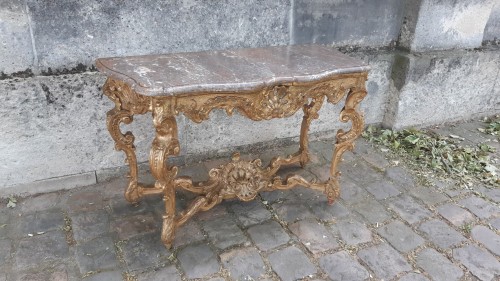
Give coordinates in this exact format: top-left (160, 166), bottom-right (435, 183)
top-left (1, 120), bottom-right (499, 281)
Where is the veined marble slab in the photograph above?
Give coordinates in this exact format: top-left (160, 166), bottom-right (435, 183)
top-left (96, 45), bottom-right (370, 96)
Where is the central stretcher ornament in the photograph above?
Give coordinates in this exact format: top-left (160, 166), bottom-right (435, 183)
top-left (96, 44), bottom-right (370, 248)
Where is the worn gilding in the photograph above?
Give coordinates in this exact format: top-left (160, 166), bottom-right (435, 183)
top-left (98, 45), bottom-right (369, 248)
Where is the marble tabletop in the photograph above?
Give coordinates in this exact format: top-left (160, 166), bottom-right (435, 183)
top-left (96, 45), bottom-right (370, 96)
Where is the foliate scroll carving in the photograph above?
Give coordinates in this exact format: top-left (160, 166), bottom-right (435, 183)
top-left (173, 78), bottom-right (358, 123)
top-left (330, 82), bottom-right (368, 180)
top-left (104, 78), bottom-right (152, 203)
top-left (102, 71), bottom-right (368, 249)
top-left (217, 153), bottom-right (270, 201)
top-left (103, 78), bottom-right (151, 114)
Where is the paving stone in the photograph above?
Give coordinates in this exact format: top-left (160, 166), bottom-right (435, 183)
top-left (476, 185), bottom-right (500, 203)
top-left (453, 245), bottom-right (500, 281)
top-left (365, 180), bottom-right (401, 200)
top-left (409, 186), bottom-right (449, 206)
top-left (357, 243), bottom-right (411, 280)
top-left (177, 244), bottom-right (220, 279)
top-left (220, 247), bottom-right (266, 280)
top-left (398, 273), bottom-right (431, 281)
top-left (260, 189), bottom-right (299, 204)
top-left (490, 217), bottom-right (500, 230)
top-left (340, 160), bottom-right (383, 186)
top-left (319, 251), bottom-right (369, 281)
top-left (377, 221), bottom-right (424, 252)
top-left (173, 220), bottom-right (205, 248)
top-left (71, 210), bottom-right (110, 243)
top-left (230, 200), bottom-right (271, 227)
top-left (136, 264), bottom-right (181, 281)
top-left (18, 192), bottom-right (61, 213)
top-left (15, 265), bottom-right (73, 281)
top-left (388, 195), bottom-right (432, 224)
top-left (356, 146), bottom-right (390, 170)
top-left (0, 239), bottom-right (11, 266)
top-left (179, 162), bottom-right (209, 182)
top-left (75, 236), bottom-right (119, 275)
top-left (108, 198), bottom-right (155, 217)
top-left (14, 231), bottom-right (69, 270)
top-left (201, 217), bottom-right (248, 249)
top-left (110, 213), bottom-right (159, 240)
top-left (335, 220), bottom-right (372, 245)
top-left (437, 204), bottom-right (475, 226)
top-left (418, 220), bottom-right (466, 249)
top-left (309, 164), bottom-right (334, 183)
top-left (352, 198), bottom-right (391, 224)
top-left (307, 200), bottom-right (350, 222)
top-left (443, 186), bottom-right (470, 198)
top-left (288, 219), bottom-right (338, 254)
top-left (293, 186), bottom-right (324, 201)
top-left (65, 190), bottom-right (105, 213)
top-left (271, 201), bottom-right (315, 223)
top-left (310, 141), bottom-right (335, 163)
top-left (174, 189), bottom-right (198, 212)
top-left (247, 221), bottom-right (290, 251)
top-left (16, 209), bottom-right (65, 235)
top-left (471, 225), bottom-right (500, 256)
top-left (267, 246), bottom-right (317, 281)
top-left (416, 248), bottom-right (463, 281)
top-left (337, 177), bottom-right (369, 204)
top-left (195, 204), bottom-right (229, 221)
top-left (276, 164), bottom-right (316, 183)
top-left (84, 270), bottom-right (123, 281)
top-left (99, 176), bottom-right (128, 199)
top-left (121, 232), bottom-right (171, 271)
top-left (459, 196), bottom-right (498, 219)
top-left (384, 166), bottom-right (416, 188)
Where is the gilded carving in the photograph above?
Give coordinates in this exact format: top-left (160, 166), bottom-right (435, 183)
top-left (102, 73), bottom-right (368, 248)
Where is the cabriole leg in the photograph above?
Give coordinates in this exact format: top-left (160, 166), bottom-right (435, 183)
top-left (103, 79), bottom-right (144, 203)
top-left (149, 102), bottom-right (180, 248)
top-left (328, 84), bottom-right (367, 204)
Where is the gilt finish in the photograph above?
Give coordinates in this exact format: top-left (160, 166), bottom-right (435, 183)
top-left (98, 45), bottom-right (369, 248)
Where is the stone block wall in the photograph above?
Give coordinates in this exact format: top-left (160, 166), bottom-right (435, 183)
top-left (0, 0), bottom-right (499, 194)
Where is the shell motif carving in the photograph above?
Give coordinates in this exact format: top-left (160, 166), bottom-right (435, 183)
top-left (217, 153), bottom-right (270, 201)
top-left (256, 85), bottom-right (308, 119)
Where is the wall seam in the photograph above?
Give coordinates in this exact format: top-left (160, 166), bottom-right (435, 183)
top-left (24, 1), bottom-right (39, 74)
top-left (289, 0), bottom-right (295, 45)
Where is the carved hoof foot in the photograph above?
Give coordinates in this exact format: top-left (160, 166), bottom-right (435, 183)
top-left (325, 178), bottom-right (340, 206)
top-left (125, 181), bottom-right (142, 203)
top-left (162, 241), bottom-right (173, 249)
top-left (161, 215), bottom-right (175, 249)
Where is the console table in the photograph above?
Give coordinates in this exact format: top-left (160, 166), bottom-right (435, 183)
top-left (96, 45), bottom-right (369, 248)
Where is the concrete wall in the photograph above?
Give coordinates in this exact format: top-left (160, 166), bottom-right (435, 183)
top-left (0, 0), bottom-right (499, 195)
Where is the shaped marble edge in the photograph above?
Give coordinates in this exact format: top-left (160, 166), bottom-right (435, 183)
top-left (95, 45), bottom-right (371, 97)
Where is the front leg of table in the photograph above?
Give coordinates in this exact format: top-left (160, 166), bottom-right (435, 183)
top-left (149, 101), bottom-right (181, 248)
top-left (327, 84), bottom-right (367, 204)
top-left (103, 78), bottom-right (153, 203)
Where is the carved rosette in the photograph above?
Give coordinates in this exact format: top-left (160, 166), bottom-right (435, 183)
top-left (216, 153), bottom-right (270, 201)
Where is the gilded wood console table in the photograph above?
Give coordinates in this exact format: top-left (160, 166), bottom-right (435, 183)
top-left (96, 45), bottom-right (369, 248)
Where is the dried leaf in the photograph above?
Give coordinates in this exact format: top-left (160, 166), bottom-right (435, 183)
top-left (6, 200), bottom-right (16, 208)
top-left (449, 134), bottom-right (465, 140)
